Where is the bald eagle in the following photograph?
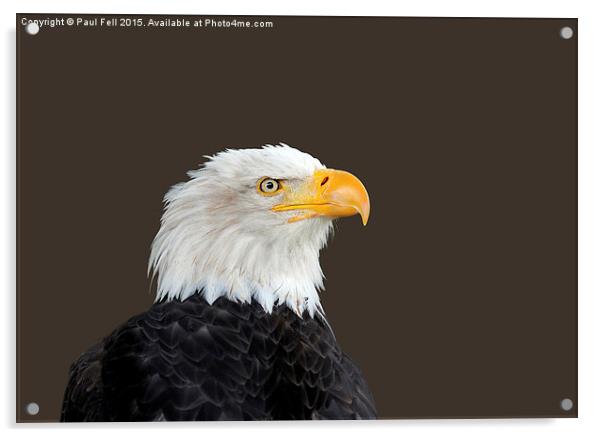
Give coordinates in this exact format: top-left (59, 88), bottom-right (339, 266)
top-left (61, 144), bottom-right (376, 421)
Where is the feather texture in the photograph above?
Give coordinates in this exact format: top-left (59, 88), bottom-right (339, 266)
top-left (148, 145), bottom-right (332, 317)
top-left (61, 295), bottom-right (376, 421)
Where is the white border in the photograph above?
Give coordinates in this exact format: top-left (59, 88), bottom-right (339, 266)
top-left (3, 1), bottom-right (600, 436)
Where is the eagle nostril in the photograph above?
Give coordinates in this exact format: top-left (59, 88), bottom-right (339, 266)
top-left (320, 176), bottom-right (329, 187)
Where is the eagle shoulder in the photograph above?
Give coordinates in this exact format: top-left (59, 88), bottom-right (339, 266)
top-left (60, 340), bottom-right (106, 421)
top-left (61, 295), bottom-right (376, 421)
top-left (267, 310), bottom-right (377, 419)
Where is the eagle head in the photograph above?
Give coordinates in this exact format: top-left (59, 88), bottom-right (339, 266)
top-left (149, 144), bottom-right (370, 317)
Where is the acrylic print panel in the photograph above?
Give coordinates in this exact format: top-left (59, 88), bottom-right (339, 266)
top-left (16, 14), bottom-right (577, 422)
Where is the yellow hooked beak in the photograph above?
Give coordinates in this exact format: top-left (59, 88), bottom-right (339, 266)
top-left (272, 169), bottom-right (370, 225)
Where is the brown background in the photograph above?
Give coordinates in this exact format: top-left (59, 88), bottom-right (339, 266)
top-left (16, 15), bottom-right (577, 422)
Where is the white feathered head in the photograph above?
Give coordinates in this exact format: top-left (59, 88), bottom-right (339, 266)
top-left (149, 144), bottom-right (370, 317)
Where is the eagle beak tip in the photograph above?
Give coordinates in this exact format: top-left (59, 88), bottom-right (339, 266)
top-left (355, 201), bottom-right (370, 226)
top-left (360, 208), bottom-right (370, 226)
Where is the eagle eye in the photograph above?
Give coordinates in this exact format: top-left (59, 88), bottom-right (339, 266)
top-left (258, 177), bottom-right (282, 195)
